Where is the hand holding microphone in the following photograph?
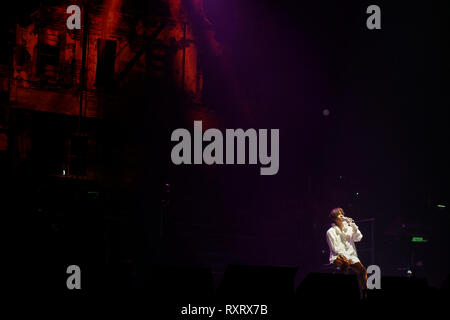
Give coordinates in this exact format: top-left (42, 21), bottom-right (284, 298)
top-left (344, 217), bottom-right (357, 228)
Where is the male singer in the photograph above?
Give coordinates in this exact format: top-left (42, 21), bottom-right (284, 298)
top-left (326, 208), bottom-right (368, 294)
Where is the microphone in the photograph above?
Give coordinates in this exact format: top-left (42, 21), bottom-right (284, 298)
top-left (344, 217), bottom-right (354, 224)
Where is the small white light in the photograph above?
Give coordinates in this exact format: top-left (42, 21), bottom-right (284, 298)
top-left (322, 109), bottom-right (330, 116)
top-left (62, 169), bottom-right (66, 176)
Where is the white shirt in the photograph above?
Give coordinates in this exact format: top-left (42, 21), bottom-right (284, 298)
top-left (326, 221), bottom-right (363, 264)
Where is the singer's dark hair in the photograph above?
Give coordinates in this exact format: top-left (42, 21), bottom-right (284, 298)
top-left (329, 208), bottom-right (344, 223)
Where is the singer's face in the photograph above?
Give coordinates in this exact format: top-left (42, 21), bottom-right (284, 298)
top-left (336, 210), bottom-right (345, 223)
